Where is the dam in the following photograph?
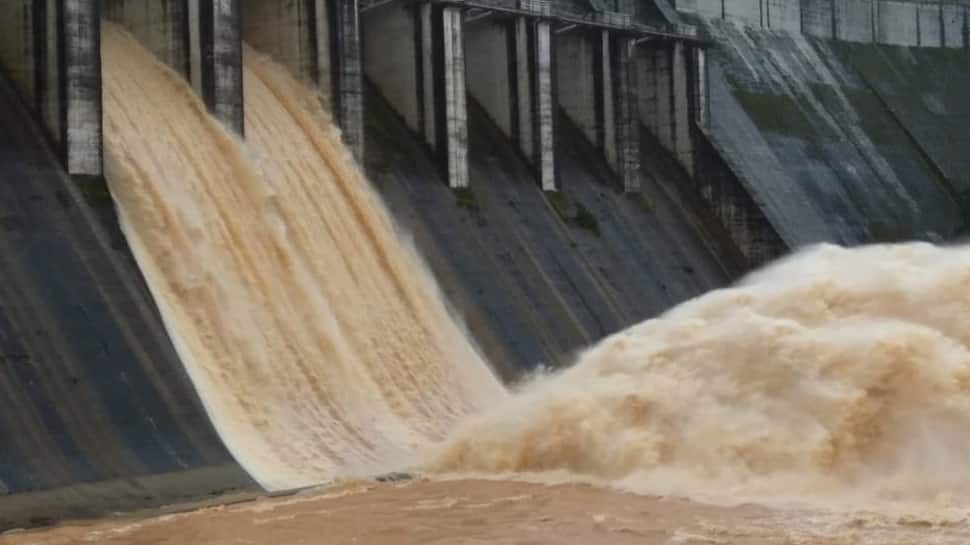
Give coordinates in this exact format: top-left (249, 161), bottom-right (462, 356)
top-left (0, 0), bottom-right (969, 535)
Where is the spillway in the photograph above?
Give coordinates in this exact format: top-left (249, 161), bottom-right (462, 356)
top-left (100, 23), bottom-right (504, 491)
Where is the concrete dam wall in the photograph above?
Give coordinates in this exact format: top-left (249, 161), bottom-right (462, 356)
top-left (675, 0), bottom-right (970, 246)
top-left (0, 14), bottom-right (255, 530)
top-left (0, 0), bottom-right (967, 530)
top-left (678, 0), bottom-right (970, 49)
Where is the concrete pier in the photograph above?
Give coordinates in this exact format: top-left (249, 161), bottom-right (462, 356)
top-left (464, 15), bottom-right (556, 190)
top-left (534, 21), bottom-right (556, 191)
top-left (360, 0), bottom-right (698, 191)
top-left (634, 39), bottom-right (697, 178)
top-left (241, 0), bottom-right (364, 160)
top-left (106, 0), bottom-right (244, 134)
top-left (613, 36), bottom-right (641, 191)
top-left (671, 41), bottom-right (693, 175)
top-left (363, 2), bottom-right (468, 187)
top-left (694, 47), bottom-right (708, 129)
top-left (440, 6), bottom-right (469, 188)
top-left (194, 0), bottom-right (244, 133)
top-left (555, 27), bottom-right (640, 190)
top-left (0, 0), bottom-right (102, 176)
top-left (512, 18), bottom-right (556, 190)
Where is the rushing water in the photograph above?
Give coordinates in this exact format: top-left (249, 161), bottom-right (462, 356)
top-left (101, 24), bottom-right (503, 491)
top-left (433, 241), bottom-right (970, 512)
top-left (101, 20), bottom-right (970, 519)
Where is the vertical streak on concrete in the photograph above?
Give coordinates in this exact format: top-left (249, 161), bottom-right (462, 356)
top-left (420, 3), bottom-right (436, 150)
top-left (188, 0), bottom-right (202, 96)
top-left (672, 40), bottom-right (692, 176)
top-left (328, 0), bottom-right (364, 161)
top-left (830, 0), bottom-right (837, 39)
top-left (696, 47), bottom-right (708, 129)
top-left (614, 37), bottom-right (640, 192)
top-left (601, 31), bottom-right (616, 170)
top-left (0, 0), bottom-right (34, 102)
top-left (514, 17), bottom-right (534, 160)
top-left (441, 6), bottom-right (468, 188)
top-left (535, 20), bottom-right (556, 191)
top-left (938, 1), bottom-right (946, 47)
top-left (655, 43), bottom-right (673, 153)
top-left (315, 0), bottom-right (331, 97)
top-left (30, 0), bottom-right (52, 138)
top-left (636, 43), bottom-right (657, 137)
top-left (198, 0), bottom-right (244, 134)
top-left (62, 0), bottom-right (103, 176)
top-left (32, 0), bottom-right (45, 115)
top-left (872, 0), bottom-right (878, 43)
top-left (916, 4), bottom-right (921, 47)
top-left (44, 0), bottom-right (63, 145)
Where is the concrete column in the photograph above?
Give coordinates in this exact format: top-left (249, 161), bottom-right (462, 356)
top-left (441, 6), bottom-right (468, 188)
top-left (193, 0), bottom-right (244, 134)
top-left (557, 28), bottom-right (641, 187)
top-left (514, 17), bottom-right (533, 160)
top-left (417, 5), bottom-right (468, 188)
top-left (613, 37), bottom-right (639, 192)
top-left (62, 0), bottom-right (103, 176)
top-left (654, 44), bottom-right (673, 153)
top-left (189, 0), bottom-right (202, 95)
top-left (328, 0), bottom-right (364, 161)
top-left (672, 40), bottom-right (692, 175)
top-left (601, 31), bottom-right (616, 169)
top-left (695, 46), bottom-right (708, 129)
top-left (420, 4), bottom-right (437, 149)
top-left (0, 0), bottom-right (102, 176)
top-left (535, 20), bottom-right (555, 191)
top-left (40, 0), bottom-right (64, 143)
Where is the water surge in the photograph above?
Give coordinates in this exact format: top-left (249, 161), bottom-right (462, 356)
top-left (432, 242), bottom-right (970, 510)
top-left (101, 24), bottom-right (503, 490)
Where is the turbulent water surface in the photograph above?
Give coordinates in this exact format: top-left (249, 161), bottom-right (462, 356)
top-left (434, 242), bottom-right (970, 513)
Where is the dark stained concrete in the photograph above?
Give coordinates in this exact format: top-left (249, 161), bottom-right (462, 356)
top-left (0, 74), bottom-right (256, 531)
top-left (365, 85), bottom-right (729, 377)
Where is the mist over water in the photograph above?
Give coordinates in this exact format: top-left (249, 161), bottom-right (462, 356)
top-left (432, 242), bottom-right (970, 510)
top-left (101, 24), bottom-right (502, 490)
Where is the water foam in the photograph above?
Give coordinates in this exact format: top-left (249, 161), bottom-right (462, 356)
top-left (432, 242), bottom-right (970, 510)
top-left (101, 24), bottom-right (503, 490)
